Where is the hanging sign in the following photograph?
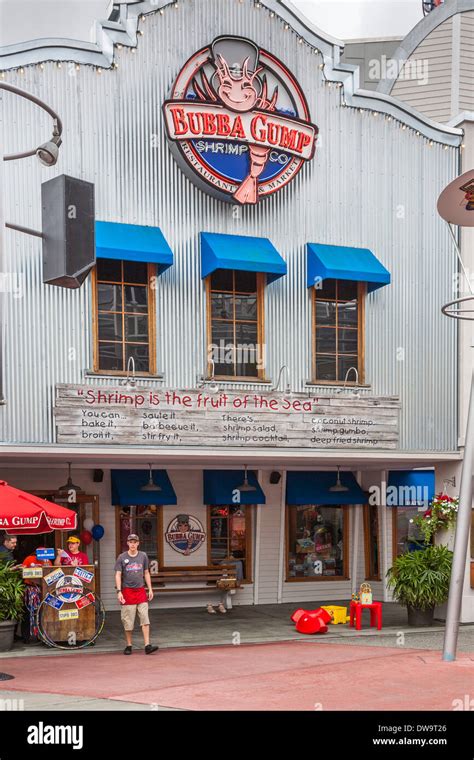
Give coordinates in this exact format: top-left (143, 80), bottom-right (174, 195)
top-left (58, 609), bottom-right (79, 621)
top-left (437, 169), bottom-right (474, 227)
top-left (44, 568), bottom-right (64, 586)
top-left (163, 35), bottom-right (318, 204)
top-left (165, 514), bottom-right (206, 555)
top-left (22, 567), bottom-right (44, 580)
top-left (73, 567), bottom-right (94, 584)
top-left (44, 593), bottom-right (64, 611)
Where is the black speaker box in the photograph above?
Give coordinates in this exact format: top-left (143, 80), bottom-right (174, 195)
top-left (270, 471), bottom-right (281, 484)
top-left (42, 174), bottom-right (95, 288)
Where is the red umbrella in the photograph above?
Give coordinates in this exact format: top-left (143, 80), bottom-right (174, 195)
top-left (0, 481), bottom-right (77, 535)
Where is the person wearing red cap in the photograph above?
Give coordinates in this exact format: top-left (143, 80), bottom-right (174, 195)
top-left (54, 536), bottom-right (89, 567)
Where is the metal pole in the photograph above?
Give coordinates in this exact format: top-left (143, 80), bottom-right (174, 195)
top-left (442, 366), bottom-right (474, 661)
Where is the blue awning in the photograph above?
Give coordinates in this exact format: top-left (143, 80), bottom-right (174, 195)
top-left (307, 243), bottom-right (391, 292)
top-left (203, 470), bottom-right (266, 505)
top-left (96, 221), bottom-right (173, 273)
top-left (111, 470), bottom-right (177, 506)
top-left (286, 471), bottom-right (368, 505)
top-left (201, 232), bottom-right (287, 282)
top-left (387, 470), bottom-right (434, 507)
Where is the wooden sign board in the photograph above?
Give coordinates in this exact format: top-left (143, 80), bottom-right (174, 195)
top-left (40, 565), bottom-right (96, 643)
top-left (54, 384), bottom-right (400, 450)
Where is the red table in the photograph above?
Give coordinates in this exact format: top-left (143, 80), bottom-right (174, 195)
top-left (349, 601), bottom-right (382, 630)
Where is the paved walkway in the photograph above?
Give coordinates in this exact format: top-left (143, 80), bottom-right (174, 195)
top-left (0, 640), bottom-right (473, 711)
top-left (3, 601), bottom-right (469, 658)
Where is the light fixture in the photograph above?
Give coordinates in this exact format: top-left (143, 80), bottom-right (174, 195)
top-left (273, 364), bottom-right (291, 394)
top-left (120, 356), bottom-right (136, 389)
top-left (237, 465), bottom-right (257, 493)
top-left (140, 464), bottom-right (162, 492)
top-left (329, 467), bottom-right (349, 493)
top-left (443, 477), bottom-right (456, 489)
top-left (36, 119), bottom-right (62, 166)
top-left (199, 358), bottom-right (219, 393)
top-left (58, 462), bottom-right (84, 495)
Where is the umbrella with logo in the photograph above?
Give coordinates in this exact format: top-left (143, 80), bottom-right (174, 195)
top-left (0, 481), bottom-right (77, 535)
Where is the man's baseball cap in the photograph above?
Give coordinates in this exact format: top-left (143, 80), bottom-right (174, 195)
top-left (67, 536), bottom-right (81, 544)
top-left (127, 534), bottom-right (140, 541)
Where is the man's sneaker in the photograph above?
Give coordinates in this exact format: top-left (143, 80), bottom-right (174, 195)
top-left (123, 645), bottom-right (132, 655)
top-left (145, 644), bottom-right (158, 654)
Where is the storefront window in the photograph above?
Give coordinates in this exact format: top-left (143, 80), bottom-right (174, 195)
top-left (207, 270), bottom-right (264, 379)
top-left (93, 259), bottom-right (156, 373)
top-left (287, 505), bottom-right (346, 579)
top-left (118, 505), bottom-right (159, 561)
top-left (209, 505), bottom-right (250, 581)
top-left (393, 507), bottom-right (426, 555)
top-left (313, 279), bottom-right (364, 383)
top-left (364, 504), bottom-right (380, 579)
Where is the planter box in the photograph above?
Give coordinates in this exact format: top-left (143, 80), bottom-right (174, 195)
top-left (407, 606), bottom-right (435, 627)
top-left (0, 621), bottom-right (16, 652)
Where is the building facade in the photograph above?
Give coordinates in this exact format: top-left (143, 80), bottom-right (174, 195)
top-left (0, 0), bottom-right (466, 614)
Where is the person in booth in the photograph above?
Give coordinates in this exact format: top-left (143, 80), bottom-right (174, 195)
top-left (54, 535), bottom-right (89, 567)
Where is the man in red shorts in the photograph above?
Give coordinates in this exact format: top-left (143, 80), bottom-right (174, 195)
top-left (114, 534), bottom-right (158, 655)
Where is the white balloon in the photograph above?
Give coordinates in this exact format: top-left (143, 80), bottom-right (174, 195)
top-left (83, 518), bottom-right (94, 532)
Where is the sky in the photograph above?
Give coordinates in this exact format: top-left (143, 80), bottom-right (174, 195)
top-left (0, 0), bottom-right (425, 47)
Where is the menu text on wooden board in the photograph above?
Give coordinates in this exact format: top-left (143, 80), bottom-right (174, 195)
top-left (54, 385), bottom-right (400, 450)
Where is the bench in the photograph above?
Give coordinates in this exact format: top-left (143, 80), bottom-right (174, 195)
top-left (150, 564), bottom-right (241, 609)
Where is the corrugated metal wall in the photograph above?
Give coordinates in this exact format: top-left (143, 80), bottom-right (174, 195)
top-left (0, 0), bottom-right (458, 450)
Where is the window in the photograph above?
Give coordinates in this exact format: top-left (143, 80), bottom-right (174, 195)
top-left (207, 270), bottom-right (264, 379)
top-left (209, 505), bottom-right (251, 582)
top-left (392, 507), bottom-right (426, 556)
top-left (364, 504), bottom-right (380, 579)
top-left (287, 505), bottom-right (348, 580)
top-left (117, 505), bottom-right (160, 562)
top-left (92, 259), bottom-right (156, 373)
top-left (313, 279), bottom-right (365, 383)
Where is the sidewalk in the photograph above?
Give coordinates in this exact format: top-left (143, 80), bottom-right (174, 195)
top-left (3, 601), bottom-right (471, 658)
top-left (0, 639), bottom-right (473, 711)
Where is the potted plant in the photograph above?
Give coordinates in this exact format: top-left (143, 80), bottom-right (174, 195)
top-left (412, 493), bottom-right (458, 548)
top-left (386, 545), bottom-right (453, 626)
top-left (0, 563), bottom-right (25, 651)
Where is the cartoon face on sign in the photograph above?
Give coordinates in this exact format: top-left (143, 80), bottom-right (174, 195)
top-left (165, 514), bottom-right (205, 555)
top-left (163, 35), bottom-right (318, 205)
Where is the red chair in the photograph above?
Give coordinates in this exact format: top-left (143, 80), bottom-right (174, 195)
top-left (349, 601), bottom-right (382, 631)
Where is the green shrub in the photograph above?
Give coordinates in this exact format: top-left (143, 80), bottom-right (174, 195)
top-left (386, 545), bottom-right (453, 611)
top-left (0, 563), bottom-right (25, 622)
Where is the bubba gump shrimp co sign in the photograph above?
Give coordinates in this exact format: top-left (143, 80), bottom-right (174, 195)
top-left (163, 35), bottom-right (318, 204)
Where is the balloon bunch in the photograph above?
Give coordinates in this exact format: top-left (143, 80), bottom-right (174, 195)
top-left (80, 518), bottom-right (105, 544)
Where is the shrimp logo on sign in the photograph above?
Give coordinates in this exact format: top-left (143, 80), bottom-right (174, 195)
top-left (163, 36), bottom-right (318, 204)
top-left (165, 514), bottom-right (205, 556)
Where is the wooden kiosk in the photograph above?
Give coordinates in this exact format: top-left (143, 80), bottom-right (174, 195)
top-left (38, 565), bottom-right (97, 642)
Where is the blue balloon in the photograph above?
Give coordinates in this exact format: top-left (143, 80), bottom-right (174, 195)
top-left (91, 524), bottom-right (104, 541)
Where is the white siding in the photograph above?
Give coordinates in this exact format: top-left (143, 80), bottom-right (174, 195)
top-left (392, 19), bottom-right (454, 123)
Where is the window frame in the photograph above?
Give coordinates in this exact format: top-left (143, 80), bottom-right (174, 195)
top-left (115, 503), bottom-right (163, 565)
top-left (207, 505), bottom-right (253, 583)
top-left (363, 503), bottom-right (381, 581)
top-left (91, 261), bottom-right (157, 376)
top-left (312, 280), bottom-right (366, 385)
top-left (205, 271), bottom-right (266, 382)
top-left (285, 504), bottom-right (350, 582)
